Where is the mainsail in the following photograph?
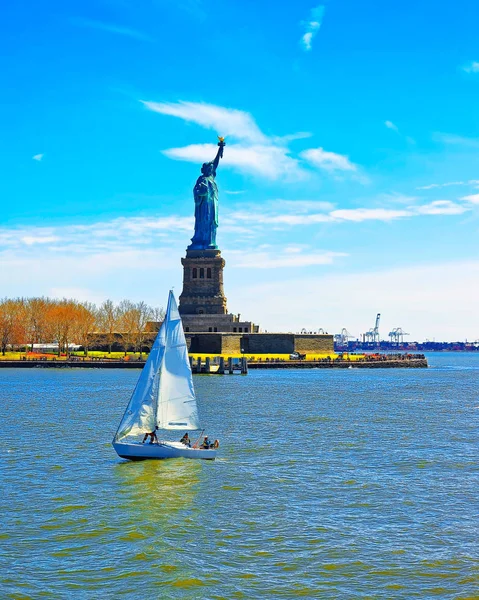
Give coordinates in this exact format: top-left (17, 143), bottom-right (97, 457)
top-left (114, 291), bottom-right (200, 441)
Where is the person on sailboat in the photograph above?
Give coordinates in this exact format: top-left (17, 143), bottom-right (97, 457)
top-left (200, 436), bottom-right (211, 449)
top-left (142, 427), bottom-right (158, 444)
top-left (180, 433), bottom-right (191, 447)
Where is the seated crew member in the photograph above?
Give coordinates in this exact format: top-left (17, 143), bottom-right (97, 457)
top-left (180, 433), bottom-right (191, 447)
top-left (200, 435), bottom-right (211, 449)
top-left (142, 427), bottom-right (158, 444)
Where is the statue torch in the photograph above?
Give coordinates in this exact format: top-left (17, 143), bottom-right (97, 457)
top-left (217, 136), bottom-right (225, 159)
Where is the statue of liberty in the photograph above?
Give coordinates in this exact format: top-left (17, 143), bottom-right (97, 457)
top-left (188, 137), bottom-right (225, 250)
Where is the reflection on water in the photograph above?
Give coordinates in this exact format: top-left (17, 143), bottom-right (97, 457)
top-left (114, 458), bottom-right (201, 524)
top-left (0, 355), bottom-right (479, 598)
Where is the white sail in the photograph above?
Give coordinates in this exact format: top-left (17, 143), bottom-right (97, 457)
top-left (114, 291), bottom-right (199, 441)
top-left (156, 292), bottom-right (200, 430)
top-left (114, 318), bottom-right (166, 440)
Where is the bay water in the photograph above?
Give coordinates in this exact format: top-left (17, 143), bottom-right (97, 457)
top-left (1, 353), bottom-right (478, 598)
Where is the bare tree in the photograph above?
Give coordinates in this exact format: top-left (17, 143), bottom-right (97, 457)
top-left (132, 301), bottom-right (154, 358)
top-left (97, 300), bottom-right (119, 354)
top-left (151, 306), bottom-right (165, 323)
top-left (25, 297), bottom-right (51, 350)
top-left (74, 302), bottom-right (98, 356)
top-left (0, 298), bottom-right (26, 354)
top-left (46, 299), bottom-right (78, 356)
top-left (117, 300), bottom-right (137, 356)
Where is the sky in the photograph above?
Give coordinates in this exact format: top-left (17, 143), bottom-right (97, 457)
top-left (0, 0), bottom-right (478, 341)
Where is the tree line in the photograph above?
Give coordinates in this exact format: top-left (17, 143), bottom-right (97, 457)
top-left (0, 297), bottom-right (165, 356)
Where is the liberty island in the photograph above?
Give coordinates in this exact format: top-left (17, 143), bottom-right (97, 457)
top-left (178, 137), bottom-right (334, 356)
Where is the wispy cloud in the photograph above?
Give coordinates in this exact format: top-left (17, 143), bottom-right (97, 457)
top-left (433, 132), bottom-right (479, 148)
top-left (300, 147), bottom-right (358, 173)
top-left (461, 61), bottom-right (479, 74)
top-left (4, 196), bottom-right (466, 260)
top-left (227, 210), bottom-right (332, 226)
top-left (272, 132), bottom-right (313, 143)
top-left (460, 194), bottom-right (479, 205)
top-left (32, 154), bottom-right (44, 162)
top-left (329, 208), bottom-right (411, 222)
top-left (226, 198), bottom-right (470, 227)
top-left (142, 101), bottom-right (266, 143)
top-left (72, 18), bottom-right (153, 42)
top-left (274, 200), bottom-right (335, 212)
top-left (230, 248), bottom-right (347, 269)
top-left (300, 5), bottom-right (325, 51)
top-left (22, 235), bottom-right (59, 245)
top-left (384, 120), bottom-right (415, 144)
top-left (0, 215), bottom-right (193, 255)
top-left (417, 181), bottom-right (466, 190)
top-left (385, 120), bottom-right (399, 132)
top-left (145, 100), bottom-right (361, 181)
top-left (413, 200), bottom-right (468, 216)
top-left (163, 143), bottom-right (304, 180)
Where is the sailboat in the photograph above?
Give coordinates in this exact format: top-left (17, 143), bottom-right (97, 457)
top-left (112, 291), bottom-right (218, 461)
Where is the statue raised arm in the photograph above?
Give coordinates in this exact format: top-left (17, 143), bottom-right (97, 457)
top-left (212, 137), bottom-right (225, 174)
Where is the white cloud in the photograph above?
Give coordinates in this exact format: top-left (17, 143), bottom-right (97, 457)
top-left (0, 215), bottom-right (193, 255)
top-left (385, 121), bottom-right (416, 144)
top-left (145, 99), bottom-right (366, 181)
top-left (330, 208), bottom-right (411, 222)
top-left (230, 249), bottom-right (347, 269)
top-left (301, 147), bottom-right (358, 172)
top-left (460, 193), bottom-right (479, 204)
top-left (32, 154), bottom-right (44, 161)
top-left (272, 132), bottom-right (313, 143)
top-left (163, 143), bottom-right (304, 180)
top-left (413, 200), bottom-right (468, 216)
top-left (143, 101), bottom-right (266, 143)
top-left (227, 210), bottom-right (332, 226)
top-left (226, 196), bottom-right (472, 227)
top-left (21, 235), bottom-right (60, 245)
top-left (274, 200), bottom-right (335, 212)
top-left (416, 181), bottom-right (467, 190)
top-left (462, 61), bottom-right (479, 73)
top-left (300, 5), bottom-right (325, 51)
top-left (433, 132), bottom-right (479, 148)
top-left (73, 18), bottom-right (153, 42)
top-left (385, 120), bottom-right (399, 132)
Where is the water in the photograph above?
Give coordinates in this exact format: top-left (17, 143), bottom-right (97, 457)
top-left (1, 353), bottom-right (478, 599)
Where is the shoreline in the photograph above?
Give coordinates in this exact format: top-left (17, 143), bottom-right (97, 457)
top-left (0, 358), bottom-right (428, 369)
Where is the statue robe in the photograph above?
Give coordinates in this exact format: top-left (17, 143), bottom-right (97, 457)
top-left (188, 174), bottom-right (218, 250)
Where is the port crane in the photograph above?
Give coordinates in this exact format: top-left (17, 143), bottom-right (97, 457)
top-left (334, 328), bottom-right (354, 347)
top-left (388, 327), bottom-right (409, 345)
top-left (363, 313), bottom-right (381, 345)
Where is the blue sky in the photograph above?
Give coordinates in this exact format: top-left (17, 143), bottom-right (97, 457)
top-left (1, 0), bottom-right (478, 340)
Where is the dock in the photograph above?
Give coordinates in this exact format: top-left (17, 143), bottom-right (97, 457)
top-left (248, 357), bottom-right (428, 369)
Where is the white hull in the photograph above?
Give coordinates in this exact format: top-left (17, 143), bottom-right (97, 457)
top-left (113, 440), bottom-right (217, 461)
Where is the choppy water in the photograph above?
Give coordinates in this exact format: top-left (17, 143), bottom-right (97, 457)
top-left (1, 353), bottom-right (478, 599)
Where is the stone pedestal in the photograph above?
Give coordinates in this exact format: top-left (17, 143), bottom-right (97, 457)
top-left (179, 249), bottom-right (227, 316)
